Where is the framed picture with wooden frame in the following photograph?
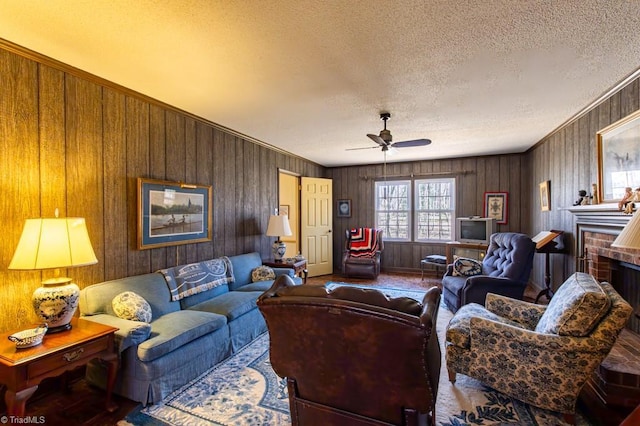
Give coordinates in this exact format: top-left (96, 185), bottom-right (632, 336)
top-left (337, 199), bottom-right (351, 217)
top-left (539, 180), bottom-right (551, 211)
top-left (483, 192), bottom-right (508, 224)
top-left (597, 109), bottom-right (640, 203)
top-left (137, 178), bottom-right (212, 249)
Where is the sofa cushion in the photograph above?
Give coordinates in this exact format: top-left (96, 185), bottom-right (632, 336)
top-left (535, 272), bottom-right (611, 337)
top-left (112, 291), bottom-right (152, 323)
top-left (251, 265), bottom-right (276, 282)
top-left (228, 252), bottom-right (263, 290)
top-left (452, 257), bottom-right (483, 277)
top-left (79, 273), bottom-right (180, 319)
top-left (235, 280), bottom-right (279, 292)
top-left (137, 310), bottom-right (227, 362)
top-left (187, 290), bottom-right (261, 321)
top-left (82, 314), bottom-right (152, 353)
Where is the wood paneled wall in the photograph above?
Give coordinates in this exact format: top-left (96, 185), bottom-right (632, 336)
top-left (528, 76), bottom-right (640, 290)
top-left (328, 154), bottom-right (530, 273)
top-left (0, 46), bottom-right (323, 332)
top-left (1, 38), bottom-right (638, 332)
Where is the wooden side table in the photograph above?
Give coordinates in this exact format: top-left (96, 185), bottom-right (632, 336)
top-left (0, 318), bottom-right (119, 416)
top-left (263, 258), bottom-right (308, 283)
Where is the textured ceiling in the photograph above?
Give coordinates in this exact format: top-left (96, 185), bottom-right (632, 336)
top-left (1, 1), bottom-right (640, 167)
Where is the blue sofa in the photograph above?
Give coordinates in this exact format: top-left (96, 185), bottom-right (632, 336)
top-left (78, 252), bottom-right (301, 405)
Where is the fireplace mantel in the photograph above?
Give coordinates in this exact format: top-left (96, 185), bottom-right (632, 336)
top-left (569, 204), bottom-right (640, 409)
top-left (567, 203), bottom-right (637, 271)
top-left (567, 203), bottom-right (635, 228)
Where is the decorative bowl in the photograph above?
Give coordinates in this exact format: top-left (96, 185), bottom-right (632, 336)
top-left (8, 324), bottom-right (48, 349)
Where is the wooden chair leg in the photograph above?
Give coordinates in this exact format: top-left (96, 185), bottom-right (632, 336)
top-left (447, 368), bottom-right (456, 383)
top-left (562, 412), bottom-right (575, 425)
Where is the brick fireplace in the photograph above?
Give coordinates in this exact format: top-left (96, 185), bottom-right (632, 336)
top-left (570, 205), bottom-right (640, 408)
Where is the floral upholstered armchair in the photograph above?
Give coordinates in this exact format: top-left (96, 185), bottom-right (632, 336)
top-left (445, 272), bottom-right (632, 424)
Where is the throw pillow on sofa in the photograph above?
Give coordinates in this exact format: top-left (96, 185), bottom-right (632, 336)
top-left (112, 291), bottom-right (153, 323)
top-left (452, 257), bottom-right (483, 277)
top-left (252, 265), bottom-right (276, 282)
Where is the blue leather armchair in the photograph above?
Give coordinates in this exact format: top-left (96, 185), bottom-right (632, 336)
top-left (442, 232), bottom-right (536, 313)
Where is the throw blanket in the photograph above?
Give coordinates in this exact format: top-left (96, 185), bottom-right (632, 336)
top-left (348, 228), bottom-right (380, 258)
top-left (159, 256), bottom-right (234, 301)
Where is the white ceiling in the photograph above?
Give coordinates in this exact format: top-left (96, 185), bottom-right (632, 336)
top-left (1, 1), bottom-right (640, 167)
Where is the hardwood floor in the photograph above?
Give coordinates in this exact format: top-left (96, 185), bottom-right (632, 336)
top-left (0, 367), bottom-right (137, 425)
top-left (0, 271), bottom-right (629, 425)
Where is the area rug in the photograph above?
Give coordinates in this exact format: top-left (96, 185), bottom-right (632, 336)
top-left (120, 283), bottom-right (594, 426)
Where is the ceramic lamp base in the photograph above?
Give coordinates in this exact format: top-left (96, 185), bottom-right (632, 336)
top-left (32, 278), bottom-right (79, 334)
top-left (272, 240), bottom-right (287, 261)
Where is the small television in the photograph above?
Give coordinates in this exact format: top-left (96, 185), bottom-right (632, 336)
top-left (456, 217), bottom-right (496, 244)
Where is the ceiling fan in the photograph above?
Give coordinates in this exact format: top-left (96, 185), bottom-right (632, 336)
top-left (347, 112), bottom-right (432, 152)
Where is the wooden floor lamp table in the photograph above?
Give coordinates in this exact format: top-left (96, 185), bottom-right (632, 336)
top-left (0, 318), bottom-right (119, 417)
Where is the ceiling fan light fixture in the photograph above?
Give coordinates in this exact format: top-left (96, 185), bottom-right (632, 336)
top-left (347, 112), bottom-right (433, 152)
top-left (379, 129), bottom-right (392, 143)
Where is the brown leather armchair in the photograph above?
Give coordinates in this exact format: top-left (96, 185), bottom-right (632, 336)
top-left (342, 228), bottom-right (384, 279)
top-left (257, 275), bottom-right (442, 426)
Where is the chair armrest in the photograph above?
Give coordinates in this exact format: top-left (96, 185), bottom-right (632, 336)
top-left (469, 316), bottom-right (603, 355)
top-left (419, 286), bottom-right (442, 328)
top-left (272, 267), bottom-right (295, 278)
top-left (462, 276), bottom-right (526, 305)
top-left (485, 293), bottom-right (546, 330)
top-left (82, 313), bottom-right (151, 353)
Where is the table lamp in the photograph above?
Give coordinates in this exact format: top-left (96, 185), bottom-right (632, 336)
top-left (9, 213), bottom-right (97, 333)
top-left (266, 214), bottom-right (292, 261)
top-left (612, 209), bottom-right (640, 249)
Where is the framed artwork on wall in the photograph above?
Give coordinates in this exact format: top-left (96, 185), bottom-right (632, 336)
top-left (539, 180), bottom-right (551, 211)
top-left (597, 109), bottom-right (640, 203)
top-left (137, 178), bottom-right (212, 249)
top-left (483, 192), bottom-right (508, 224)
top-left (337, 199), bottom-right (351, 217)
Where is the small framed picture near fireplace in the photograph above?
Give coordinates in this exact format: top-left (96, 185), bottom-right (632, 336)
top-left (137, 178), bottom-right (212, 249)
top-left (597, 109), bottom-right (640, 203)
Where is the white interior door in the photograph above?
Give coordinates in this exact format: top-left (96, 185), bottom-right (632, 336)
top-left (300, 177), bottom-right (333, 276)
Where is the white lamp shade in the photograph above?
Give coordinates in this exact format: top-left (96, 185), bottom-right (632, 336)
top-left (9, 218), bottom-right (98, 270)
top-left (266, 214), bottom-right (292, 237)
top-left (612, 210), bottom-right (640, 249)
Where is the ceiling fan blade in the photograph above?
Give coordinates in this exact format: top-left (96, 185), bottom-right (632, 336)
top-left (346, 146), bottom-right (379, 151)
top-left (391, 139), bottom-right (432, 148)
top-left (367, 133), bottom-right (387, 147)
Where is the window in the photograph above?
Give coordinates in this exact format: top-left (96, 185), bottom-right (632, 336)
top-left (414, 178), bottom-right (455, 242)
top-left (375, 177), bottom-right (455, 242)
top-left (375, 180), bottom-right (411, 241)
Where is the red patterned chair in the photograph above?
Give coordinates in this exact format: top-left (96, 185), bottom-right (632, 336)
top-left (342, 228), bottom-right (383, 279)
